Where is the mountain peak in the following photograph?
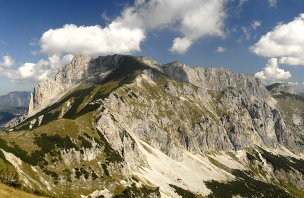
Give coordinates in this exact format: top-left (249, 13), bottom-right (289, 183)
top-left (136, 56), bottom-right (160, 68)
top-left (266, 83), bottom-right (298, 95)
top-left (29, 54), bottom-right (153, 115)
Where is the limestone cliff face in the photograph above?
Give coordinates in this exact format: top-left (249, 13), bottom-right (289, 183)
top-left (160, 61), bottom-right (291, 151)
top-left (162, 62), bottom-right (269, 99)
top-left (267, 83), bottom-right (304, 154)
top-left (28, 55), bottom-right (125, 116)
top-left (28, 78), bottom-right (64, 116)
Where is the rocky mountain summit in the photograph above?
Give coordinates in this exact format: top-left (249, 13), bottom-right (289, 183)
top-left (267, 83), bottom-right (299, 96)
top-left (0, 55), bottom-right (303, 197)
top-left (28, 55), bottom-right (125, 116)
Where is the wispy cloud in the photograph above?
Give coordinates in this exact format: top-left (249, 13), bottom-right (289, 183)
top-left (216, 46), bottom-right (226, 53)
top-left (252, 20), bottom-right (261, 29)
top-left (268, 0), bottom-right (277, 8)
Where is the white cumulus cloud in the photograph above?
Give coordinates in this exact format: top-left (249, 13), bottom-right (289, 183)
top-left (0, 55), bottom-right (15, 79)
top-left (0, 54), bottom-right (73, 81)
top-left (39, 0), bottom-right (227, 56)
top-left (113, 0), bottom-right (227, 54)
top-left (40, 23), bottom-right (145, 57)
top-left (170, 37), bottom-right (193, 54)
top-left (250, 14), bottom-right (304, 66)
top-left (252, 14), bottom-right (304, 83)
top-left (254, 58), bottom-right (291, 83)
top-left (17, 63), bottom-right (36, 79)
top-left (15, 54), bottom-right (74, 81)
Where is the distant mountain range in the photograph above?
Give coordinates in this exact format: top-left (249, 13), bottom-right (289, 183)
top-left (0, 91), bottom-right (30, 109)
top-left (0, 91), bottom-right (30, 126)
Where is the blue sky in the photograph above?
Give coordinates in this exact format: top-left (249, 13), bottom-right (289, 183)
top-left (0, 0), bottom-right (304, 95)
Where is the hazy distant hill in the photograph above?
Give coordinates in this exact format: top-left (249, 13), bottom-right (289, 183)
top-left (0, 91), bottom-right (30, 126)
top-left (0, 91), bottom-right (30, 110)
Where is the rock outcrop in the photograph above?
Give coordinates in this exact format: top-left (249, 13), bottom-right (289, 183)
top-left (28, 55), bottom-right (125, 116)
top-left (160, 61), bottom-right (290, 151)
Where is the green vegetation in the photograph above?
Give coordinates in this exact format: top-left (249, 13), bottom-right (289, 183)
top-left (101, 163), bottom-right (110, 176)
top-left (0, 109), bottom-right (126, 196)
top-left (74, 167), bottom-right (90, 179)
top-left (0, 138), bottom-right (30, 164)
top-left (16, 84), bottom-right (101, 129)
top-left (0, 183), bottom-right (47, 198)
top-left (0, 134), bottom-right (77, 166)
top-left (207, 156), bottom-right (230, 172)
top-left (259, 147), bottom-right (304, 174)
top-left (96, 129), bottom-right (124, 164)
top-left (246, 149), bottom-right (262, 162)
top-left (0, 150), bottom-right (50, 197)
top-left (32, 134), bottom-right (77, 164)
top-left (246, 152), bottom-right (256, 161)
top-left (78, 136), bottom-right (93, 149)
top-left (114, 183), bottom-right (160, 198)
top-left (169, 184), bottom-right (201, 198)
top-left (0, 58), bottom-right (175, 196)
top-left (208, 90), bottom-right (223, 101)
top-left (245, 150), bottom-right (267, 177)
top-left (278, 180), bottom-right (304, 198)
top-left (206, 156), bottom-right (294, 198)
top-left (0, 157), bottom-right (20, 188)
top-left (205, 169), bottom-right (292, 198)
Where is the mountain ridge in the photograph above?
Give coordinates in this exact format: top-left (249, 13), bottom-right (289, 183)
top-left (0, 54), bottom-right (303, 197)
top-left (26, 55), bottom-right (297, 152)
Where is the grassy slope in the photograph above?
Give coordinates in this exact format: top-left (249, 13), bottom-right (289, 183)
top-left (0, 183), bottom-right (47, 198)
